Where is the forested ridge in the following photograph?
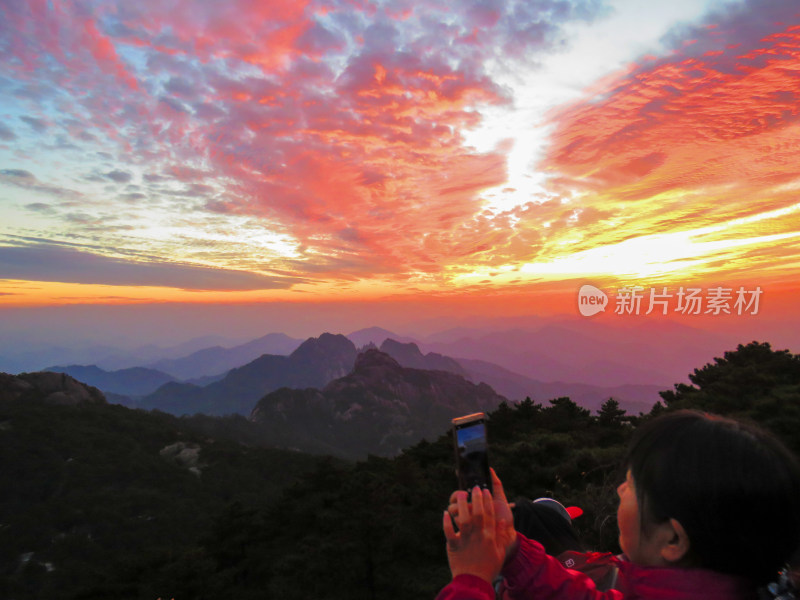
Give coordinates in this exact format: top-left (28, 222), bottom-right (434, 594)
top-left (1, 341), bottom-right (798, 599)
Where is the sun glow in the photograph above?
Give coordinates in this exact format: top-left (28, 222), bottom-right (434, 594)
top-left (451, 200), bottom-right (800, 286)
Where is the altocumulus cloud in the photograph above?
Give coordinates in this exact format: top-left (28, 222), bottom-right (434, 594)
top-left (0, 169), bottom-right (82, 200)
top-left (105, 170), bottom-right (133, 183)
top-left (0, 122), bottom-right (17, 140)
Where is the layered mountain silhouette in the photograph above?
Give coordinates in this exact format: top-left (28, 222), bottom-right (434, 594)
top-left (250, 348), bottom-right (506, 457)
top-left (0, 334), bottom-right (245, 374)
top-left (139, 333), bottom-right (358, 416)
top-left (5, 316), bottom-right (735, 421)
top-left (455, 358), bottom-right (659, 414)
top-left (111, 331), bottom-right (662, 416)
top-left (378, 339), bottom-right (467, 375)
top-left (375, 339), bottom-right (657, 413)
top-left (31, 326), bottom-right (672, 419)
top-left (144, 332), bottom-right (302, 380)
top-left (420, 320), bottom-right (731, 388)
top-left (346, 326), bottom-right (418, 348)
top-left (42, 336), bottom-right (303, 401)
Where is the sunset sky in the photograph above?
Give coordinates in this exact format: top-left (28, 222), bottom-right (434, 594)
top-left (2, 0), bottom-right (800, 343)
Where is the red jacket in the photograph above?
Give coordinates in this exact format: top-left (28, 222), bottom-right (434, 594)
top-left (436, 534), bottom-right (757, 600)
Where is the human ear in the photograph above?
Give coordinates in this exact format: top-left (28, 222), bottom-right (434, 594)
top-left (660, 518), bottom-right (691, 564)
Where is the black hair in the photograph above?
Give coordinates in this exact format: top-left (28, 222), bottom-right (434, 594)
top-left (624, 410), bottom-right (800, 584)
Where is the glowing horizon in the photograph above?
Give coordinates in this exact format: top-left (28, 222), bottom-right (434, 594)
top-left (2, 0), bottom-right (800, 312)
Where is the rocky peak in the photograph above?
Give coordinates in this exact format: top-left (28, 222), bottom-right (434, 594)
top-left (379, 338), bottom-right (467, 375)
top-left (353, 348), bottom-right (402, 372)
top-left (0, 371), bottom-right (106, 405)
top-left (379, 339), bottom-right (424, 362)
top-left (290, 333), bottom-right (357, 363)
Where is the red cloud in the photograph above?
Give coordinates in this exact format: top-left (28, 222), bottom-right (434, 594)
top-left (0, 0), bottom-right (138, 89)
top-left (180, 22), bottom-right (515, 276)
top-left (80, 18), bottom-right (139, 90)
top-left (113, 0), bottom-right (317, 70)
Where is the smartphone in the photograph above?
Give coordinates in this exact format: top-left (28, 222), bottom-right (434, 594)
top-left (452, 412), bottom-right (492, 493)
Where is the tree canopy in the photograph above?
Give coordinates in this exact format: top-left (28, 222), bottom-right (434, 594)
top-left (658, 341), bottom-right (800, 453)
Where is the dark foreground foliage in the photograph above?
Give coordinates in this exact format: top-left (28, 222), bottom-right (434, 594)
top-left (1, 341), bottom-right (798, 599)
top-left (0, 402), bottom-right (332, 600)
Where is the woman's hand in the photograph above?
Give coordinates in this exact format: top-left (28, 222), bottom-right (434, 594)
top-left (443, 469), bottom-right (518, 583)
top-left (489, 469), bottom-right (518, 561)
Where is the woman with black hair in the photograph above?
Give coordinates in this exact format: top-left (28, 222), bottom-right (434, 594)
top-left (438, 411), bottom-right (800, 600)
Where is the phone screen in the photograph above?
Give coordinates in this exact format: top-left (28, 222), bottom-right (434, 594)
top-left (453, 414), bottom-right (491, 493)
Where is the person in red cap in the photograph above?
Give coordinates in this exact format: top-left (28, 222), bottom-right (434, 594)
top-left (437, 410), bottom-right (800, 600)
top-left (508, 497), bottom-right (583, 558)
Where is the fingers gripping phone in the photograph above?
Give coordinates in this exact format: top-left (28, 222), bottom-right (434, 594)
top-left (452, 412), bottom-right (492, 494)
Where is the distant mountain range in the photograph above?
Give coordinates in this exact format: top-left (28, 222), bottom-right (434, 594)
top-left (8, 318), bottom-right (740, 392)
top-left (346, 326), bottom-right (418, 349)
top-left (144, 332), bottom-right (302, 380)
top-left (375, 337), bottom-right (658, 413)
top-left (415, 319), bottom-right (734, 388)
top-left (41, 333), bottom-right (303, 400)
top-left (42, 328), bottom-right (666, 416)
top-left (118, 334), bottom-right (479, 417)
top-left (0, 334), bottom-right (247, 374)
top-left (250, 348), bottom-right (506, 457)
top-left (457, 357), bottom-right (659, 414)
top-left (0, 342), bottom-right (655, 461)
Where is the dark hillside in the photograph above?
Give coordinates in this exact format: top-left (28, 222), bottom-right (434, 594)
top-left (0, 371), bottom-right (105, 405)
top-left (0, 376), bottom-right (329, 600)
